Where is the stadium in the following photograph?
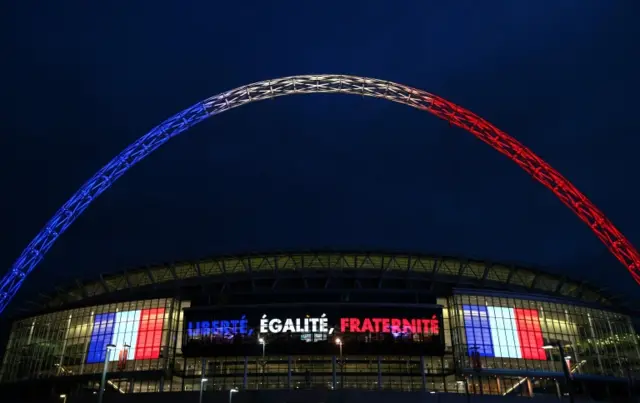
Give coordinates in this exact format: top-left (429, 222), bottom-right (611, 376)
top-left (2, 76), bottom-right (640, 403)
top-left (1, 252), bottom-right (639, 402)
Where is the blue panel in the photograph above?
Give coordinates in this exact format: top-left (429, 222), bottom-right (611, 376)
top-left (486, 306), bottom-right (522, 359)
top-left (463, 305), bottom-right (494, 357)
top-left (86, 312), bottom-right (116, 364)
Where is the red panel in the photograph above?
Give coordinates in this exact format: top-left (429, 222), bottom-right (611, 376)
top-left (514, 308), bottom-right (546, 360)
top-left (135, 308), bottom-right (165, 360)
top-left (427, 95), bottom-right (640, 286)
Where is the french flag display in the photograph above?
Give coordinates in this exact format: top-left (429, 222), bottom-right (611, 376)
top-left (86, 308), bottom-right (165, 363)
top-left (463, 305), bottom-right (546, 360)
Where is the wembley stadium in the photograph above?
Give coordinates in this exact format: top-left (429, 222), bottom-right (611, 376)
top-left (0, 251), bottom-right (638, 402)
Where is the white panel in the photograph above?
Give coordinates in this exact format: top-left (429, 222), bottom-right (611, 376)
top-left (111, 310), bottom-right (141, 361)
top-left (487, 306), bottom-right (522, 359)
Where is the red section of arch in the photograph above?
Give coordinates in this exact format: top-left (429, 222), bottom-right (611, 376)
top-left (425, 95), bottom-right (640, 286)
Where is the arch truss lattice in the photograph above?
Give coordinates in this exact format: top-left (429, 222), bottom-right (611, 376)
top-left (1, 75), bottom-right (638, 314)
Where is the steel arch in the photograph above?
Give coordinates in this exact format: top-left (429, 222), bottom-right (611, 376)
top-left (1, 74), bottom-right (638, 314)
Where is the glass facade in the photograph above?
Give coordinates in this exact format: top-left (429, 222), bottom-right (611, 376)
top-left (0, 293), bottom-right (638, 398)
top-left (0, 298), bottom-right (181, 384)
top-left (449, 293), bottom-right (640, 378)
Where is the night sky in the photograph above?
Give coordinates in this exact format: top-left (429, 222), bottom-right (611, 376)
top-left (1, 1), bottom-right (639, 311)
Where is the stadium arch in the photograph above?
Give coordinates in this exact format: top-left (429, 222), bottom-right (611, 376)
top-left (1, 74), bottom-right (638, 314)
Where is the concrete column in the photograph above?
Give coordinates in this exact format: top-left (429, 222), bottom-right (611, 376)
top-left (287, 356), bottom-right (292, 389)
top-left (420, 356), bottom-right (427, 392)
top-left (243, 356), bottom-right (248, 389)
top-left (332, 356), bottom-right (337, 389)
top-left (377, 356), bottom-right (382, 391)
top-left (525, 378), bottom-right (533, 397)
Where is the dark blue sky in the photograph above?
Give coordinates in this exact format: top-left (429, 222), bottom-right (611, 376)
top-left (1, 1), bottom-right (639, 308)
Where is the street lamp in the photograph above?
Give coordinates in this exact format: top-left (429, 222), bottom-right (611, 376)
top-left (335, 338), bottom-right (343, 358)
top-left (258, 337), bottom-right (266, 358)
top-left (543, 343), bottom-right (574, 403)
top-left (229, 387), bottom-right (238, 403)
top-left (335, 338), bottom-right (344, 388)
top-left (199, 378), bottom-right (208, 403)
top-left (59, 394), bottom-right (67, 403)
top-left (98, 343), bottom-right (116, 403)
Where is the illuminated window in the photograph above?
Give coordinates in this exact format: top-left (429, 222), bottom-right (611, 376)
top-left (514, 308), bottom-right (545, 360)
top-left (463, 305), bottom-right (494, 357)
top-left (135, 308), bottom-right (165, 359)
top-left (86, 313), bottom-right (116, 363)
top-left (463, 305), bottom-right (546, 361)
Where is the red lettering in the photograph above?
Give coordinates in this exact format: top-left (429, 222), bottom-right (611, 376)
top-left (391, 318), bottom-right (401, 333)
top-left (361, 318), bottom-right (374, 332)
top-left (372, 318), bottom-right (383, 333)
top-left (350, 318), bottom-right (362, 333)
top-left (422, 319), bottom-right (430, 333)
top-left (348, 316), bottom-right (439, 334)
top-left (340, 317), bottom-right (349, 332)
top-left (431, 315), bottom-right (439, 335)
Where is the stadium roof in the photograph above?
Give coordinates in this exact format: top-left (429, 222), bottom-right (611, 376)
top-left (19, 252), bottom-right (638, 315)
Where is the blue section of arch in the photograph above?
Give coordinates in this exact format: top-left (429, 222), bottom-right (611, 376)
top-left (0, 102), bottom-right (210, 314)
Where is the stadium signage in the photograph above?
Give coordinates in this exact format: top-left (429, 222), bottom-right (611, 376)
top-left (259, 314), bottom-right (334, 334)
top-left (339, 315), bottom-right (440, 335)
top-left (187, 315), bottom-right (253, 337)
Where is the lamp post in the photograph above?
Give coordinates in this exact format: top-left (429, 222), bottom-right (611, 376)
top-left (258, 337), bottom-right (266, 358)
top-left (335, 338), bottom-right (343, 388)
top-left (199, 378), bottom-right (208, 403)
top-left (98, 343), bottom-right (116, 403)
top-left (543, 343), bottom-right (574, 403)
top-left (335, 338), bottom-right (343, 359)
top-left (59, 394), bottom-right (67, 403)
top-left (229, 388), bottom-right (238, 403)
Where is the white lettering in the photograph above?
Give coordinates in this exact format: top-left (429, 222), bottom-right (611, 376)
top-left (309, 318), bottom-right (319, 332)
top-left (319, 317), bottom-right (328, 333)
top-left (259, 315), bottom-right (268, 333)
top-left (260, 315), bottom-right (334, 334)
top-left (282, 319), bottom-right (295, 332)
top-left (268, 319), bottom-right (282, 333)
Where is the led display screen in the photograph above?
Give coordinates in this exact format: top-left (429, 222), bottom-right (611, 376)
top-left (514, 308), bottom-right (545, 360)
top-left (85, 308), bottom-right (165, 363)
top-left (486, 306), bottom-right (522, 359)
top-left (112, 310), bottom-right (141, 360)
top-left (136, 308), bottom-right (165, 360)
top-left (86, 313), bottom-right (116, 364)
top-left (463, 305), bottom-right (494, 357)
top-left (463, 305), bottom-right (546, 361)
top-left (182, 304), bottom-right (445, 357)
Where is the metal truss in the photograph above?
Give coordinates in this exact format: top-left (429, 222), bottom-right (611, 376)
top-left (35, 253), bottom-right (615, 313)
top-left (2, 75), bottom-right (639, 315)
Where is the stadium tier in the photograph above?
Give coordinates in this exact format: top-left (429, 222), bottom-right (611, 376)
top-left (1, 252), bottom-right (638, 402)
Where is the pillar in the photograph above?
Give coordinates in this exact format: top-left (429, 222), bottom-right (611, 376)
top-left (243, 356), bottom-right (248, 390)
top-left (525, 378), bottom-right (533, 398)
top-left (420, 356), bottom-right (427, 392)
top-left (377, 356), bottom-right (382, 391)
top-left (332, 356), bottom-right (337, 389)
top-left (287, 356), bottom-right (292, 389)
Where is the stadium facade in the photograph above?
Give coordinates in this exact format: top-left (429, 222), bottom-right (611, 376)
top-left (0, 252), bottom-right (639, 402)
